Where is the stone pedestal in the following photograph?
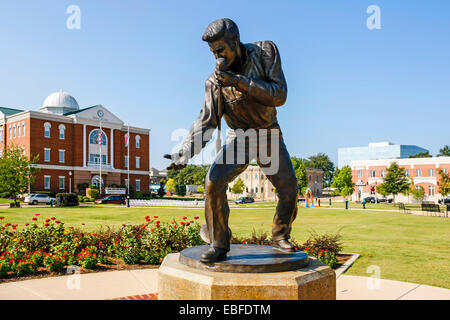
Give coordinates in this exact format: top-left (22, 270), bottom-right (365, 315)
top-left (158, 245), bottom-right (336, 300)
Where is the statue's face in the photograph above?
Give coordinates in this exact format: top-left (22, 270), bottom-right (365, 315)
top-left (208, 38), bottom-right (238, 70)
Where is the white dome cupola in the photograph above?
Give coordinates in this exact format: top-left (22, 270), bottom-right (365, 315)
top-left (40, 90), bottom-right (80, 115)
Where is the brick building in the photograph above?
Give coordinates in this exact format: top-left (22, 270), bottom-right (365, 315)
top-left (351, 157), bottom-right (450, 203)
top-left (0, 91), bottom-right (150, 195)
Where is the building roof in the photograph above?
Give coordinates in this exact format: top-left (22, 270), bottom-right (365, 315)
top-left (0, 107), bottom-right (24, 117)
top-left (63, 105), bottom-right (96, 116)
top-left (42, 91), bottom-right (79, 110)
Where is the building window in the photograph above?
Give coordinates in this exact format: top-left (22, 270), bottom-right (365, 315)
top-left (22, 122), bottom-right (25, 137)
top-left (13, 124), bottom-right (16, 138)
top-left (44, 176), bottom-right (51, 190)
top-left (59, 124), bottom-right (66, 139)
top-left (0, 127), bottom-right (3, 142)
top-left (89, 129), bottom-right (106, 145)
top-left (261, 187), bottom-right (264, 193)
top-left (443, 169), bottom-right (448, 174)
top-left (89, 130), bottom-right (108, 165)
top-left (428, 169), bottom-right (435, 177)
top-left (44, 148), bottom-right (51, 162)
top-left (255, 173), bottom-right (258, 179)
top-left (8, 125), bottom-right (11, 138)
top-left (405, 169), bottom-right (409, 177)
top-left (44, 122), bottom-right (51, 138)
top-left (59, 176), bottom-right (65, 190)
top-left (136, 157), bottom-right (140, 169)
top-left (89, 154), bottom-right (107, 165)
top-left (59, 150), bottom-right (65, 163)
top-left (245, 174), bottom-right (248, 180)
top-left (428, 185), bottom-right (435, 196)
top-left (381, 170), bottom-right (386, 178)
top-left (125, 179), bottom-right (129, 188)
top-left (17, 124), bottom-right (20, 137)
top-left (370, 170), bottom-right (376, 177)
top-left (136, 179), bottom-right (141, 192)
top-left (416, 169), bottom-right (422, 177)
top-left (136, 135), bottom-right (141, 148)
top-left (261, 174), bottom-right (264, 179)
top-left (255, 187), bottom-right (258, 193)
top-left (124, 133), bottom-right (129, 147)
top-left (125, 156), bottom-right (129, 168)
top-left (358, 170), bottom-right (363, 178)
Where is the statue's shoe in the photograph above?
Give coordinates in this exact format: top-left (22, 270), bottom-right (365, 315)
top-left (272, 239), bottom-right (296, 253)
top-left (200, 247), bottom-right (228, 263)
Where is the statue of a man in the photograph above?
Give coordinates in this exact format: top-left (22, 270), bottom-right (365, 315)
top-left (165, 18), bottom-right (298, 263)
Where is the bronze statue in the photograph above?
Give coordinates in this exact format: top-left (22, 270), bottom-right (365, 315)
top-left (165, 18), bottom-right (298, 263)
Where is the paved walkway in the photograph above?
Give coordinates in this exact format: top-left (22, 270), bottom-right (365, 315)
top-left (0, 269), bottom-right (448, 300)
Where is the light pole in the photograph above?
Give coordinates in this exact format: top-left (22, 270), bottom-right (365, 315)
top-left (69, 171), bottom-right (72, 193)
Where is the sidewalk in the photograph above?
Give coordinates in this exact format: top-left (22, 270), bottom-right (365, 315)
top-left (0, 269), bottom-right (449, 300)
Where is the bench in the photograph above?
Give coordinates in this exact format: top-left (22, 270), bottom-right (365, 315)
top-left (398, 203), bottom-right (411, 214)
top-left (421, 203), bottom-right (442, 217)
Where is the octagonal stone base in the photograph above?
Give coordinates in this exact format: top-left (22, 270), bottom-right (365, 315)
top-left (157, 253), bottom-right (336, 300)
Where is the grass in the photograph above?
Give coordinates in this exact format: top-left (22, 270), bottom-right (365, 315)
top-left (1, 204), bottom-right (449, 289)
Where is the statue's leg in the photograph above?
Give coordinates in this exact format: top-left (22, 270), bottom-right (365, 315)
top-left (204, 139), bottom-right (248, 251)
top-left (258, 135), bottom-right (298, 243)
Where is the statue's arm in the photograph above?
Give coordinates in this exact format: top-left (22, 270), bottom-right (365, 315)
top-left (178, 79), bottom-right (219, 161)
top-left (236, 41), bottom-right (287, 107)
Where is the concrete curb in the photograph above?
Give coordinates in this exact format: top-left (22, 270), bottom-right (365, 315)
top-left (335, 253), bottom-right (360, 278)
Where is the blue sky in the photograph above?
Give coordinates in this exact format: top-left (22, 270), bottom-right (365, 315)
top-left (1, 0), bottom-right (449, 170)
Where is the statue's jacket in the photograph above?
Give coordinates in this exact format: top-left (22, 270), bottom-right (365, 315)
top-left (180, 40), bottom-right (288, 159)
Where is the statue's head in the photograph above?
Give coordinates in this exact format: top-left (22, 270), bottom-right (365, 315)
top-left (202, 18), bottom-right (241, 70)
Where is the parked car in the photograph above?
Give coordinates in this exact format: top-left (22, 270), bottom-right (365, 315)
top-left (363, 196), bottom-right (376, 203)
top-left (376, 196), bottom-right (393, 203)
top-left (24, 193), bottom-right (55, 205)
top-left (94, 195), bottom-right (126, 205)
top-left (438, 196), bottom-right (450, 205)
top-left (235, 197), bottom-right (254, 204)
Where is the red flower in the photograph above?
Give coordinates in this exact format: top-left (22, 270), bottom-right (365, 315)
top-left (44, 223), bottom-right (49, 227)
top-left (156, 221), bottom-right (160, 224)
top-left (92, 233), bottom-right (98, 237)
top-left (153, 216), bottom-right (158, 218)
top-left (45, 219), bottom-right (50, 222)
top-left (34, 213), bottom-right (40, 216)
top-left (145, 216), bottom-right (150, 220)
top-left (24, 223), bottom-right (29, 226)
top-left (55, 221), bottom-right (60, 224)
top-left (0, 217), bottom-right (4, 220)
top-left (180, 221), bottom-right (185, 225)
top-left (182, 216), bottom-right (187, 220)
top-left (194, 216), bottom-right (199, 220)
top-left (32, 217), bottom-right (37, 221)
top-left (51, 217), bottom-right (56, 220)
top-left (186, 222), bottom-right (190, 226)
top-left (141, 225), bottom-right (146, 230)
top-left (150, 228), bottom-right (155, 232)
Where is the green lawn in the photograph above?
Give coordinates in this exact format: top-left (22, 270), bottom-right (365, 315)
top-left (1, 204), bottom-right (449, 288)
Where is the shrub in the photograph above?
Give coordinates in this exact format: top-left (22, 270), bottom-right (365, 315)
top-left (78, 195), bottom-right (84, 202)
top-left (135, 191), bottom-right (144, 199)
top-left (77, 246), bottom-right (98, 269)
top-left (88, 188), bottom-right (100, 200)
top-left (175, 185), bottom-right (186, 197)
top-left (43, 251), bottom-right (67, 272)
top-left (82, 196), bottom-right (90, 202)
top-left (297, 230), bottom-right (343, 256)
top-left (56, 193), bottom-right (79, 207)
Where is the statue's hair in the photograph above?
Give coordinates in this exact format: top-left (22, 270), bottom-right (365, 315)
top-left (202, 18), bottom-right (240, 44)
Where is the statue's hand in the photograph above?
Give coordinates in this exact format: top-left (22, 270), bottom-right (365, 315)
top-left (215, 70), bottom-right (239, 87)
top-left (163, 152), bottom-right (188, 171)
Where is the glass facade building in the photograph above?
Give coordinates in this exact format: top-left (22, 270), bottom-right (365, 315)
top-left (338, 142), bottom-right (429, 168)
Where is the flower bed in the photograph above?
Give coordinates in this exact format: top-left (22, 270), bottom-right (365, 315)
top-left (0, 214), bottom-right (345, 282)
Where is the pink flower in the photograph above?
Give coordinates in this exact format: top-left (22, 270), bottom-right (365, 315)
top-left (32, 217), bottom-right (37, 221)
top-left (55, 221), bottom-right (60, 224)
top-left (193, 216), bottom-right (199, 220)
top-left (182, 216), bottom-right (187, 220)
top-left (34, 213), bottom-right (40, 216)
top-left (44, 223), bottom-right (49, 227)
top-left (125, 244), bottom-right (131, 248)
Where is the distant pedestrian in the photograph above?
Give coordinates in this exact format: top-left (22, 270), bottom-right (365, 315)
top-left (362, 199), bottom-right (366, 209)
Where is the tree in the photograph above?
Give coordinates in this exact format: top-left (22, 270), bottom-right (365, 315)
top-left (0, 147), bottom-right (39, 205)
top-left (167, 164), bottom-right (210, 185)
top-left (175, 184), bottom-right (186, 197)
top-left (231, 177), bottom-right (245, 196)
top-left (306, 153), bottom-right (335, 187)
top-left (377, 162), bottom-right (410, 203)
top-left (331, 166), bottom-right (354, 198)
top-left (411, 184), bottom-right (425, 202)
top-left (438, 169), bottom-right (450, 197)
top-left (291, 157), bottom-right (308, 196)
top-left (409, 151), bottom-right (432, 158)
top-left (165, 178), bottom-right (176, 194)
top-left (437, 145), bottom-right (450, 157)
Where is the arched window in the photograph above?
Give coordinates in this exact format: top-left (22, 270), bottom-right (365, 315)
top-left (89, 130), bottom-right (108, 165)
top-left (91, 175), bottom-right (104, 188)
top-left (136, 135), bottom-right (141, 148)
top-left (89, 129), bottom-right (107, 145)
top-left (44, 122), bottom-right (51, 138)
top-left (59, 124), bottom-right (66, 139)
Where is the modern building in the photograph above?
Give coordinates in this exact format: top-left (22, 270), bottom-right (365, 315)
top-left (338, 142), bottom-right (428, 168)
top-left (226, 164), bottom-right (323, 201)
top-left (351, 157), bottom-right (450, 203)
top-left (0, 91), bottom-right (150, 195)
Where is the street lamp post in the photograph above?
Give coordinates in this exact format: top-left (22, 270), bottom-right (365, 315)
top-left (69, 171), bottom-right (72, 193)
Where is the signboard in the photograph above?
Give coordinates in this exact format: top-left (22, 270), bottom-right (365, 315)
top-left (105, 187), bottom-right (126, 195)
